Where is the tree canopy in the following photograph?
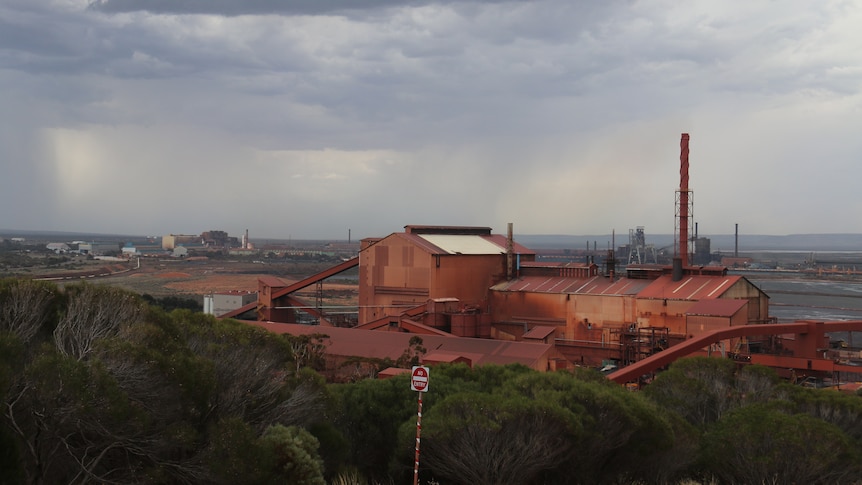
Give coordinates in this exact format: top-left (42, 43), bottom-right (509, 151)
top-left (3, 278), bottom-right (862, 485)
top-left (0, 279), bottom-right (330, 484)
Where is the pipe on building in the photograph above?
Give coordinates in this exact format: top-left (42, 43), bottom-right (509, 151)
top-left (506, 222), bottom-right (514, 280)
top-left (672, 257), bottom-right (683, 282)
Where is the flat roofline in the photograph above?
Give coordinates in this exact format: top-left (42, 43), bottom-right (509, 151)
top-left (404, 225), bottom-right (492, 235)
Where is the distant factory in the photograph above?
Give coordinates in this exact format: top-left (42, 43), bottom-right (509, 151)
top-left (225, 134), bottom-right (862, 384)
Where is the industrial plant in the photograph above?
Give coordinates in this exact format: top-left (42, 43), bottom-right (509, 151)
top-left (223, 134), bottom-right (862, 386)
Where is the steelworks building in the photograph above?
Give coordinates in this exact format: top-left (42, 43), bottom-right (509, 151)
top-left (232, 224), bottom-right (770, 374)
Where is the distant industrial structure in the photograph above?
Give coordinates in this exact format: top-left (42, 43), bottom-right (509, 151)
top-left (625, 227), bottom-right (657, 265)
top-left (161, 234), bottom-right (199, 251)
top-left (204, 290), bottom-right (257, 317)
top-left (78, 241), bottom-right (121, 256)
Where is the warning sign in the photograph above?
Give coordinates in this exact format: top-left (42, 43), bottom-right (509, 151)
top-left (410, 366), bottom-right (429, 392)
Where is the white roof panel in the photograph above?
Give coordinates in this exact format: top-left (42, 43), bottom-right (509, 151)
top-left (418, 234), bottom-right (505, 255)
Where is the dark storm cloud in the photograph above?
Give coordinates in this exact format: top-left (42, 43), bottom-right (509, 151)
top-left (1, 2), bottom-right (282, 80)
top-left (88, 0), bottom-right (522, 17)
top-left (1, 0), bottom-right (860, 238)
top-left (0, 4), bottom-right (107, 75)
top-left (0, 2), bottom-right (173, 78)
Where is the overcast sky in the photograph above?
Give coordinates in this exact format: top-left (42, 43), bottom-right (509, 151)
top-left (1, 0), bottom-right (860, 240)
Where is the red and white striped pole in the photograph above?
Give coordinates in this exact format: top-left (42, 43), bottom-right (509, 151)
top-left (410, 366), bottom-right (429, 485)
top-left (413, 391), bottom-right (423, 485)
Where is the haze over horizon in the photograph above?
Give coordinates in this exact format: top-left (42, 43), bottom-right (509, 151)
top-left (3, 226), bottom-right (862, 253)
top-left (2, 1), bottom-right (861, 240)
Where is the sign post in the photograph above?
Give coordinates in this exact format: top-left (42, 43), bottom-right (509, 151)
top-left (411, 366), bottom-right (429, 485)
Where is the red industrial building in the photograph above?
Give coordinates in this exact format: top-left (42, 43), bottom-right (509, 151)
top-left (488, 263), bottom-right (768, 366)
top-left (225, 133), bottom-right (862, 384)
top-left (250, 321), bottom-right (565, 381)
top-left (356, 225), bottom-right (535, 325)
top-left (230, 222), bottom-right (783, 378)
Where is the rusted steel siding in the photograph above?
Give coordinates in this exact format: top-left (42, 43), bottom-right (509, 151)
top-left (360, 232), bottom-right (515, 325)
top-left (360, 235), bottom-right (434, 323)
top-left (686, 309), bottom-right (747, 335)
top-left (431, 254), bottom-right (506, 304)
top-left (635, 299), bottom-right (689, 335)
top-left (490, 290), bottom-right (638, 342)
top-left (716, 278), bottom-right (770, 322)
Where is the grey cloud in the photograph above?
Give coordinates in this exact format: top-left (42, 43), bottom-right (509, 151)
top-left (4, 0), bottom-right (631, 147)
top-left (2, 0), bottom-right (860, 238)
top-left (0, 17), bottom-right (78, 59)
top-left (0, 4), bottom-right (107, 75)
top-left (0, 5), bottom-right (166, 78)
top-left (88, 0), bottom-right (522, 17)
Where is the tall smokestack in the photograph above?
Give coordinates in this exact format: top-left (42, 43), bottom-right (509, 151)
top-left (678, 133), bottom-right (690, 267)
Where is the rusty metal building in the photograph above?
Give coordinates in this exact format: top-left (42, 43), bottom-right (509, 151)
top-left (358, 225), bottom-right (535, 328)
top-left (227, 131), bottom-right (862, 379)
top-left (225, 223), bottom-right (771, 369)
top-left (349, 224), bottom-right (771, 367)
top-left (488, 261), bottom-right (769, 365)
top-left (248, 321), bottom-right (565, 380)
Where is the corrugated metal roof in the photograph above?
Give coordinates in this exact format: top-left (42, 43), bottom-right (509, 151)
top-left (523, 325), bottom-right (557, 340)
top-left (520, 261), bottom-right (592, 268)
top-left (686, 298), bottom-right (748, 317)
top-left (396, 232), bottom-right (535, 256)
top-left (419, 234), bottom-right (506, 255)
top-left (394, 233), bottom-right (444, 254)
top-left (484, 234), bottom-right (536, 255)
top-left (258, 275), bottom-right (288, 288)
top-left (637, 274), bottom-right (743, 300)
top-left (491, 275), bottom-right (652, 296)
top-left (377, 367), bottom-right (411, 379)
top-left (404, 225), bottom-right (491, 235)
top-left (423, 351), bottom-right (469, 363)
top-left (248, 322), bottom-right (554, 368)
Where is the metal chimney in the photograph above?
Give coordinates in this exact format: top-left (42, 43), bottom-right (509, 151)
top-left (672, 257), bottom-right (683, 281)
top-left (676, 133), bottom-right (691, 267)
top-left (506, 223), bottom-right (514, 280)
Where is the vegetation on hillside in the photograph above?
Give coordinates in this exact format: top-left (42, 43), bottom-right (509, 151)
top-left (2, 277), bottom-right (862, 484)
